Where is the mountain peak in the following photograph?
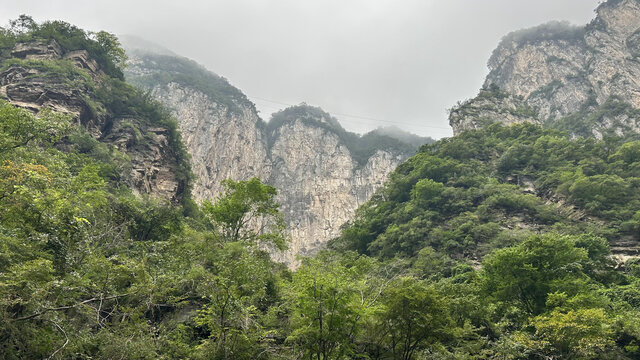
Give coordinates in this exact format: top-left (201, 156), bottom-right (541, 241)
top-left (451, 0), bottom-right (640, 139)
top-left (267, 104), bottom-right (345, 133)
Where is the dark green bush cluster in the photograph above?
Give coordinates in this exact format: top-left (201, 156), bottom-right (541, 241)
top-left (1, 15), bottom-right (126, 79)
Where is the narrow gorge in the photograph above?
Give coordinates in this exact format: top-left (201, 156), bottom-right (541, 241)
top-left (124, 46), bottom-right (430, 264)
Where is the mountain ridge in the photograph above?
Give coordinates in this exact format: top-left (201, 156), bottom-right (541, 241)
top-left (122, 45), bottom-right (432, 264)
top-left (450, 0), bottom-right (640, 139)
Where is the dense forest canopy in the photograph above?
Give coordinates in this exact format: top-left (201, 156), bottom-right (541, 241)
top-left (0, 16), bottom-right (639, 360)
top-left (335, 123), bottom-right (640, 260)
top-left (2, 98), bottom-right (639, 358)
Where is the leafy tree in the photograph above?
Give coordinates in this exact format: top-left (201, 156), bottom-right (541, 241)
top-left (517, 308), bottom-right (615, 358)
top-left (7, 15), bottom-right (37, 35)
top-left (285, 252), bottom-right (384, 359)
top-left (202, 177), bottom-right (286, 249)
top-left (0, 102), bottom-right (70, 154)
top-left (92, 30), bottom-right (127, 70)
top-left (481, 234), bottom-right (588, 315)
top-left (376, 277), bottom-right (454, 360)
top-left (194, 242), bottom-right (279, 359)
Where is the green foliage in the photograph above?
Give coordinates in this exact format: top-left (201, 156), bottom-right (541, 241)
top-left (334, 123), bottom-right (640, 261)
top-left (268, 105), bottom-right (423, 167)
top-left (330, 123), bottom-right (640, 358)
top-left (375, 277), bottom-right (455, 359)
top-left (0, 102), bottom-right (287, 359)
top-left (93, 30), bottom-right (127, 70)
top-left (284, 252), bottom-right (464, 359)
top-left (0, 102), bottom-right (70, 154)
top-left (0, 17), bottom-right (193, 200)
top-left (202, 177), bottom-right (286, 250)
top-left (0, 57), bottom-right (93, 88)
top-left (284, 252), bottom-right (375, 358)
top-left (519, 308), bottom-right (615, 358)
top-left (1, 15), bottom-right (126, 79)
top-left (1, 103), bottom-right (638, 358)
top-left (1, 16), bottom-right (639, 358)
top-left (193, 241), bottom-right (283, 359)
top-left (481, 234), bottom-right (589, 314)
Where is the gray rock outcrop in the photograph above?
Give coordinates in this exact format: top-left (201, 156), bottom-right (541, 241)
top-left (124, 50), bottom-right (426, 265)
top-left (267, 117), bottom-right (404, 264)
top-left (0, 40), bottom-right (186, 202)
top-left (450, 0), bottom-right (640, 138)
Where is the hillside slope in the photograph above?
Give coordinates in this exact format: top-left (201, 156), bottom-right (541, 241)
top-left (335, 123), bottom-right (640, 263)
top-left (0, 23), bottom-right (191, 203)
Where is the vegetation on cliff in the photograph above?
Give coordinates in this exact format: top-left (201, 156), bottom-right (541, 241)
top-left (336, 123), bottom-right (640, 259)
top-left (0, 16), bottom-right (193, 201)
top-left (1, 16), bottom-right (639, 360)
top-left (0, 15), bottom-right (126, 79)
top-left (268, 104), bottom-right (430, 166)
top-left (330, 123), bottom-right (640, 358)
top-left (125, 50), bottom-right (256, 115)
top-left (2, 99), bottom-right (639, 358)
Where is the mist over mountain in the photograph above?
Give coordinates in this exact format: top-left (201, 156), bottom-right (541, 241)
top-left (1, 1), bottom-right (639, 358)
top-left (451, 0), bottom-right (640, 139)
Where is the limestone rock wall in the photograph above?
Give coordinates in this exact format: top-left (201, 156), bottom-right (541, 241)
top-left (449, 88), bottom-right (540, 135)
top-left (125, 53), bottom-right (414, 265)
top-left (149, 83), bottom-right (271, 201)
top-left (450, 0), bottom-right (640, 138)
top-left (267, 119), bottom-right (403, 264)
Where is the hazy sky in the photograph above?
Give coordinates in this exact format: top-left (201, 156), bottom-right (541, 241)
top-left (1, 0), bottom-right (601, 138)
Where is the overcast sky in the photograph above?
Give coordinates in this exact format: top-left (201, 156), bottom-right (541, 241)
top-left (1, 0), bottom-right (601, 138)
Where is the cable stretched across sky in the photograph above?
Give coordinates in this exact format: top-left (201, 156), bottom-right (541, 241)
top-left (247, 94), bottom-right (453, 136)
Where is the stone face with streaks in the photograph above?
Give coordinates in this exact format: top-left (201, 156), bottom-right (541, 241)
top-left (149, 83), bottom-right (272, 201)
top-left (450, 0), bottom-right (640, 138)
top-left (125, 52), bottom-right (421, 266)
top-left (267, 118), bottom-right (404, 264)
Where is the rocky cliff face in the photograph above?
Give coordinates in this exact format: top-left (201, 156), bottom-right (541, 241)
top-left (0, 40), bottom-right (186, 202)
top-left (149, 82), bottom-right (271, 201)
top-left (450, 0), bottom-right (640, 138)
top-left (124, 50), bottom-right (425, 265)
top-left (266, 116), bottom-right (405, 263)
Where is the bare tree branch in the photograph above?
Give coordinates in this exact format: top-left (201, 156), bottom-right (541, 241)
top-left (13, 293), bottom-right (131, 321)
top-left (45, 320), bottom-right (69, 360)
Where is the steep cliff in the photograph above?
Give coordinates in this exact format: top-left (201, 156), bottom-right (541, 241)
top-left (450, 0), bottom-right (640, 138)
top-left (0, 34), bottom-right (190, 202)
top-left (265, 106), bottom-right (411, 263)
top-left (124, 48), bottom-right (429, 264)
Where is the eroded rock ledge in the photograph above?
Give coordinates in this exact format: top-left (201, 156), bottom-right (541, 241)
top-left (1, 40), bottom-right (185, 202)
